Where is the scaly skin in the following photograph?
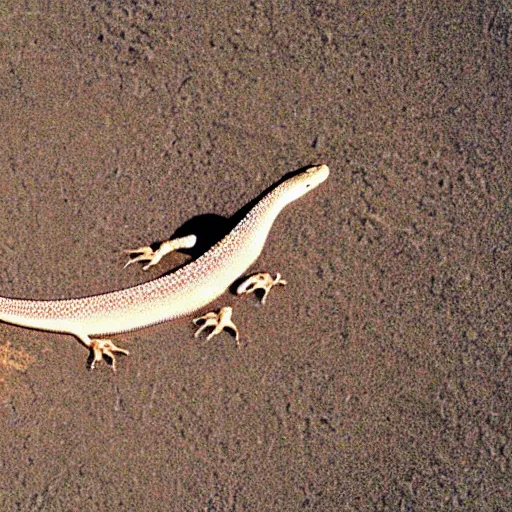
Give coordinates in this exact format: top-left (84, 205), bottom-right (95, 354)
top-left (0, 165), bottom-right (329, 368)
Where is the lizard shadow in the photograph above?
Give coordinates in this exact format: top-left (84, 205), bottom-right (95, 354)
top-left (126, 165), bottom-right (315, 297)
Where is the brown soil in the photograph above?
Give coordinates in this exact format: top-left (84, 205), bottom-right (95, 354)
top-left (0, 2), bottom-right (510, 510)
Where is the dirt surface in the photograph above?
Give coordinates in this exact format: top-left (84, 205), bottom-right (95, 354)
top-left (0, 1), bottom-right (510, 510)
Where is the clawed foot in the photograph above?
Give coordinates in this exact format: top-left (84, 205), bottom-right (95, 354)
top-left (123, 234), bottom-right (197, 270)
top-left (89, 339), bottom-right (130, 371)
top-left (236, 272), bottom-right (287, 304)
top-left (193, 306), bottom-right (240, 345)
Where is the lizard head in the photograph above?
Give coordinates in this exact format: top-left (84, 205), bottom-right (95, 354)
top-left (278, 164), bottom-right (330, 204)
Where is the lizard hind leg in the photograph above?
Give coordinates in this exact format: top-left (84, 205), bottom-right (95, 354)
top-left (193, 307), bottom-right (240, 345)
top-left (74, 331), bottom-right (129, 371)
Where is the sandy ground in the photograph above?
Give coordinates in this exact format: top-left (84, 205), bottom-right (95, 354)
top-left (0, 1), bottom-right (510, 510)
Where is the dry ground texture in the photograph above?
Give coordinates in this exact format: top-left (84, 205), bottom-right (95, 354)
top-left (0, 1), bottom-right (510, 510)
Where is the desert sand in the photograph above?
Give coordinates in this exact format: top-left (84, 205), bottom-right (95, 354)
top-left (0, 2), bottom-right (510, 510)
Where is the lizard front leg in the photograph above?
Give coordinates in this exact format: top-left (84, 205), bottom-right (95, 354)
top-left (123, 234), bottom-right (197, 270)
top-left (236, 272), bottom-right (287, 304)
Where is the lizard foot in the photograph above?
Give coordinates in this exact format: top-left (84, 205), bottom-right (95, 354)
top-left (89, 339), bottom-right (130, 371)
top-left (193, 306), bottom-right (240, 345)
top-left (123, 234), bottom-right (197, 270)
top-left (236, 272), bottom-right (287, 304)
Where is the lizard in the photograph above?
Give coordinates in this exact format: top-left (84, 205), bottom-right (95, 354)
top-left (0, 164), bottom-right (329, 370)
